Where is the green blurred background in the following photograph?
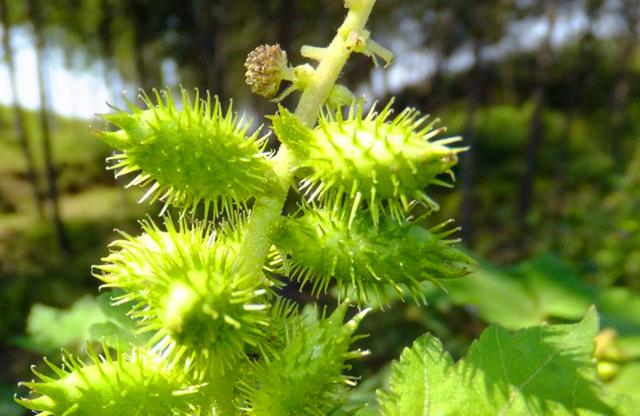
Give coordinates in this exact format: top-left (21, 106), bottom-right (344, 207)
top-left (1, 0), bottom-right (639, 414)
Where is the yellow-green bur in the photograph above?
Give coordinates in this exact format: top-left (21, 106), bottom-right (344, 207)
top-left (272, 205), bottom-right (477, 304)
top-left (272, 103), bottom-right (465, 223)
top-left (16, 349), bottom-right (201, 416)
top-left (94, 217), bottom-right (272, 374)
top-left (241, 303), bottom-right (369, 415)
top-left (98, 89), bottom-right (275, 216)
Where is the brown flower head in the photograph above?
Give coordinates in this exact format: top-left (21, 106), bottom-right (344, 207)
top-left (245, 44), bottom-right (288, 98)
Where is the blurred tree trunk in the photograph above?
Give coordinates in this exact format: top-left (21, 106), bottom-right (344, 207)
top-left (422, 50), bottom-right (448, 110)
top-left (129, 0), bottom-right (161, 92)
top-left (551, 10), bottom-right (600, 244)
top-left (550, 104), bottom-right (572, 247)
top-left (132, 31), bottom-right (154, 91)
top-left (26, 0), bottom-right (71, 253)
top-left (277, 0), bottom-right (295, 51)
top-left (500, 51), bottom-right (517, 105)
top-left (421, 8), bottom-right (456, 111)
top-left (0, 0), bottom-right (44, 218)
top-left (190, 0), bottom-right (227, 98)
top-left (517, 0), bottom-right (557, 239)
top-left (97, 0), bottom-right (118, 100)
top-left (457, 0), bottom-right (512, 247)
top-left (422, 27), bottom-right (450, 108)
top-left (210, 5), bottom-right (228, 99)
top-left (458, 39), bottom-right (484, 247)
top-left (610, 0), bottom-right (639, 170)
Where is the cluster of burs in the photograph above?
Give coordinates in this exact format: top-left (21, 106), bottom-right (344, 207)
top-left (16, 23), bottom-right (473, 416)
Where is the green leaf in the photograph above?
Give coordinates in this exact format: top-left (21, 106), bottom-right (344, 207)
top-left (443, 254), bottom-right (599, 329)
top-left (617, 335), bottom-right (640, 360)
top-left (379, 308), bottom-right (614, 415)
top-left (13, 295), bottom-right (105, 353)
top-left (513, 253), bottom-right (596, 320)
top-left (88, 322), bottom-right (137, 351)
top-left (598, 288), bottom-right (640, 336)
top-left (96, 290), bottom-right (137, 329)
top-left (444, 261), bottom-right (542, 329)
top-left (607, 362), bottom-right (640, 398)
top-left (87, 291), bottom-right (146, 350)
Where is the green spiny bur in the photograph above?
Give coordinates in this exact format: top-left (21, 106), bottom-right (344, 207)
top-left (240, 302), bottom-right (369, 415)
top-left (272, 102), bottom-right (465, 223)
top-left (16, 347), bottom-right (202, 416)
top-left (94, 216), bottom-right (273, 375)
top-left (98, 88), bottom-right (275, 217)
top-left (272, 202), bottom-right (477, 304)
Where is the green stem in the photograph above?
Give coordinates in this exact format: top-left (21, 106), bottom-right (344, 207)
top-left (237, 0), bottom-right (377, 279)
top-left (294, 1), bottom-right (376, 126)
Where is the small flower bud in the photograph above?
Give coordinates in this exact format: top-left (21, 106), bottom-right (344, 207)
top-left (245, 43), bottom-right (288, 98)
top-left (327, 84), bottom-right (356, 109)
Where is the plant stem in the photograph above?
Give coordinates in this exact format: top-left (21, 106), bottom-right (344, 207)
top-left (294, 1), bottom-right (376, 126)
top-left (236, 0), bottom-right (377, 280)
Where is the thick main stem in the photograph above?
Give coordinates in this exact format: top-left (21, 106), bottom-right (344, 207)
top-left (236, 0), bottom-right (377, 279)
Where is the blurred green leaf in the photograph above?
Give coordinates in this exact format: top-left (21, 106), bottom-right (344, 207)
top-left (88, 321), bottom-right (136, 351)
top-left (0, 384), bottom-right (23, 416)
top-left (444, 260), bottom-right (542, 328)
top-left (607, 362), bottom-right (640, 398)
top-left (340, 364), bottom-right (390, 416)
top-left (87, 290), bottom-right (146, 350)
top-left (513, 253), bottom-right (596, 320)
top-left (598, 288), bottom-right (640, 336)
top-left (95, 290), bottom-right (137, 330)
top-left (444, 253), bottom-right (640, 340)
top-left (12, 295), bottom-right (105, 353)
top-left (617, 336), bottom-right (640, 360)
top-left (10, 291), bottom-right (145, 353)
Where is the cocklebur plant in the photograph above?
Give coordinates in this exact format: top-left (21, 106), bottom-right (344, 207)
top-left (16, 0), bottom-right (478, 414)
